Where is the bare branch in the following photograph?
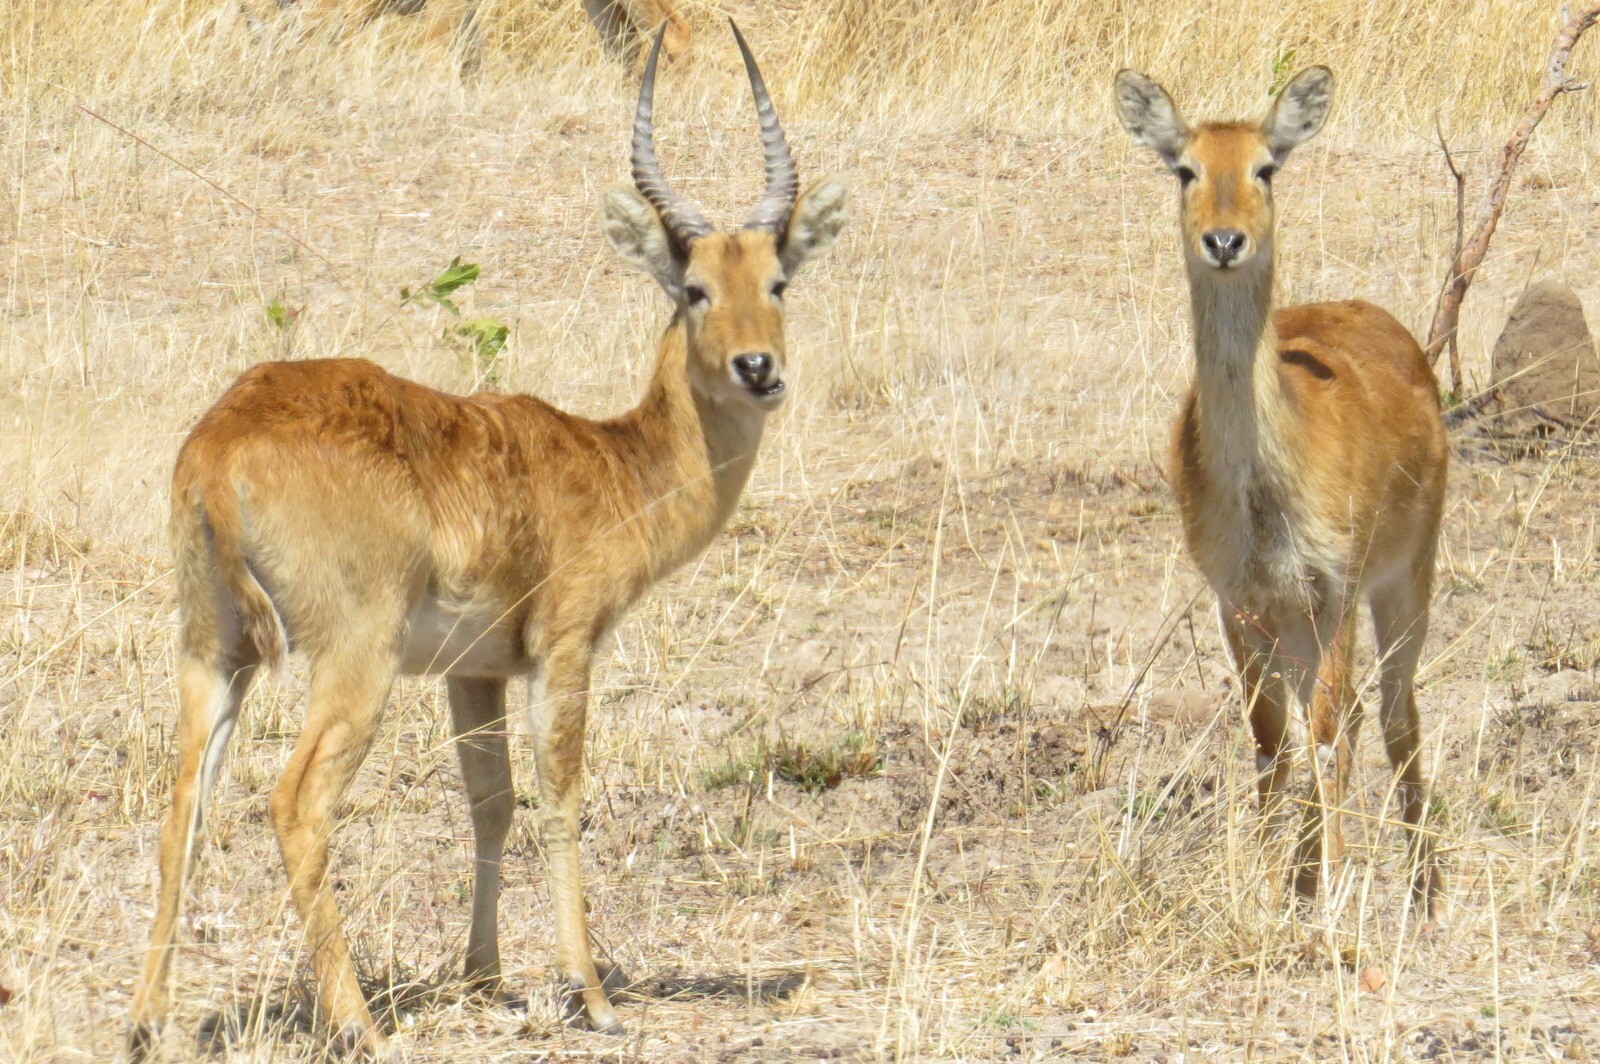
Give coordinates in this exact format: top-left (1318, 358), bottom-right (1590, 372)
top-left (1434, 114), bottom-right (1467, 394)
top-left (1424, 2), bottom-right (1600, 373)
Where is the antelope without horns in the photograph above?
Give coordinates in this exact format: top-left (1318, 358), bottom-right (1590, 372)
top-left (583, 0), bottom-right (692, 64)
top-left (128, 23), bottom-right (847, 1059)
top-left (1113, 67), bottom-right (1448, 919)
top-left (248, 0), bottom-right (692, 71)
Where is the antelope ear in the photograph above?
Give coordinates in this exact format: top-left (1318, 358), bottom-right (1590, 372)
top-left (1262, 66), bottom-right (1334, 160)
top-left (600, 183), bottom-right (685, 299)
top-left (1113, 69), bottom-right (1188, 168)
top-left (779, 178), bottom-right (849, 277)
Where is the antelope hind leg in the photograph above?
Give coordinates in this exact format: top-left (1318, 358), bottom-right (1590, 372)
top-left (268, 650), bottom-right (399, 1059)
top-left (128, 657), bottom-right (254, 1058)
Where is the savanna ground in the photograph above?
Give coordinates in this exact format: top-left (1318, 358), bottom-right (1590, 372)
top-left (6, 1), bottom-right (1600, 1059)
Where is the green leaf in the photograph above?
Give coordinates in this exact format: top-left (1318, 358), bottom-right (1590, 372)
top-left (460, 317), bottom-right (509, 355)
top-left (1270, 48), bottom-right (1298, 95)
top-left (430, 256), bottom-right (481, 297)
top-left (459, 317), bottom-right (510, 386)
top-left (400, 257), bottom-right (482, 317)
top-left (265, 298), bottom-right (291, 330)
top-left (459, 317), bottom-right (509, 362)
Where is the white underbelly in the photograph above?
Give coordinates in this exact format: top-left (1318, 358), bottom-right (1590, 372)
top-left (401, 597), bottom-right (533, 677)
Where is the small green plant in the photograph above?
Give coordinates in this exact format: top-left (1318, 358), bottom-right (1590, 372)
top-left (1481, 789), bottom-right (1528, 836)
top-left (699, 732), bottom-right (880, 795)
top-left (1485, 647), bottom-right (1522, 682)
top-left (958, 684), bottom-right (1029, 730)
top-left (401, 257), bottom-right (511, 387)
top-left (699, 753), bottom-right (759, 793)
top-left (770, 732), bottom-right (880, 793)
top-left (458, 317), bottom-right (510, 385)
top-left (264, 297), bottom-right (294, 330)
top-left (1119, 790), bottom-right (1168, 822)
top-left (863, 504), bottom-right (899, 530)
top-left (400, 256), bottom-right (481, 315)
top-left (1269, 48), bottom-right (1298, 95)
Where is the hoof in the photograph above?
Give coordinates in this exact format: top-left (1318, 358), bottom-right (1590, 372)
top-left (334, 1022), bottom-right (396, 1062)
top-left (127, 1022), bottom-right (160, 1062)
top-left (465, 981), bottom-right (527, 1013)
top-left (560, 1006), bottom-right (625, 1036)
top-left (559, 973), bottom-right (624, 1034)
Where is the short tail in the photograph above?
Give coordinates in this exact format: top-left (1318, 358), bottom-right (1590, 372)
top-left (176, 477), bottom-right (287, 671)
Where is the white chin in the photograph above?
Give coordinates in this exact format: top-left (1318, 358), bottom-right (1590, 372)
top-left (750, 383), bottom-right (787, 408)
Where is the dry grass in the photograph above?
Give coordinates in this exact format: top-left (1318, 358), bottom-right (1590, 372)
top-left (5, 0), bottom-right (1600, 1060)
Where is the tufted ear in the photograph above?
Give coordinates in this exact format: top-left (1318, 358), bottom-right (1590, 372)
top-left (599, 183), bottom-right (686, 299)
top-left (1113, 69), bottom-right (1188, 168)
top-left (1261, 66), bottom-right (1334, 161)
top-left (779, 178), bottom-right (849, 277)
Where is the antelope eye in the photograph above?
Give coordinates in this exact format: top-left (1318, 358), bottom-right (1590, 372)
top-left (770, 281), bottom-right (788, 299)
top-left (685, 285), bottom-right (709, 306)
top-left (1175, 165), bottom-right (1197, 186)
top-left (1256, 164), bottom-right (1276, 184)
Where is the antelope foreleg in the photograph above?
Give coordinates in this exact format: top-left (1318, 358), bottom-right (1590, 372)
top-left (536, 640), bottom-right (621, 1033)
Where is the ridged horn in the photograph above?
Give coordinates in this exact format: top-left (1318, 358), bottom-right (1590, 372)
top-left (730, 19), bottom-right (799, 234)
top-left (631, 23), bottom-right (713, 246)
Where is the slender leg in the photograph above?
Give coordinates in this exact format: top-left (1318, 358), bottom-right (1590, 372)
top-left (1294, 603), bottom-right (1362, 905)
top-left (1371, 570), bottom-right (1444, 922)
top-left (408, 0), bottom-right (482, 72)
top-left (453, 0), bottom-right (484, 75)
top-left (535, 637), bottom-right (620, 1033)
top-left (1221, 604), bottom-right (1293, 835)
top-left (582, 0), bottom-right (637, 61)
top-left (268, 650), bottom-right (398, 1059)
top-left (447, 677), bottom-right (513, 990)
top-left (128, 656), bottom-right (255, 1059)
top-left (626, 0), bottom-right (691, 59)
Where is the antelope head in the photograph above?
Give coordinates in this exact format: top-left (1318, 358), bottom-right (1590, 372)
top-left (1113, 66), bottom-right (1334, 273)
top-left (600, 21), bottom-right (848, 410)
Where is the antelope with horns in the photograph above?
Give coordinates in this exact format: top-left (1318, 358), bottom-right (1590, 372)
top-left (129, 23), bottom-right (847, 1058)
top-left (1113, 67), bottom-right (1447, 920)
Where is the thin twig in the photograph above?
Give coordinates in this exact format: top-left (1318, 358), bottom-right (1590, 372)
top-left (69, 100), bottom-right (382, 302)
top-left (1434, 113), bottom-right (1467, 395)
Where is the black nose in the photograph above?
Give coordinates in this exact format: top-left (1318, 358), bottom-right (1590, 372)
top-left (732, 353), bottom-right (775, 387)
top-left (1202, 228), bottom-right (1247, 265)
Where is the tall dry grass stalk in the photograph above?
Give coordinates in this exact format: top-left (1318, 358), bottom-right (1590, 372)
top-left (7, 0), bottom-right (1600, 135)
top-left (5, 1), bottom-right (1600, 1061)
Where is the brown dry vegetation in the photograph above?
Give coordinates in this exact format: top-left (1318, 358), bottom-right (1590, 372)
top-left (6, 1), bottom-right (1600, 1060)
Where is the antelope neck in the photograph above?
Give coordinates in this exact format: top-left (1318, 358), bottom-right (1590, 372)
top-left (611, 315), bottom-right (767, 577)
top-left (1186, 249), bottom-right (1297, 488)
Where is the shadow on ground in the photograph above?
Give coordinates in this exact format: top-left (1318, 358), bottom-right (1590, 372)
top-left (622, 970), bottom-right (809, 1004)
top-left (193, 965), bottom-right (807, 1053)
